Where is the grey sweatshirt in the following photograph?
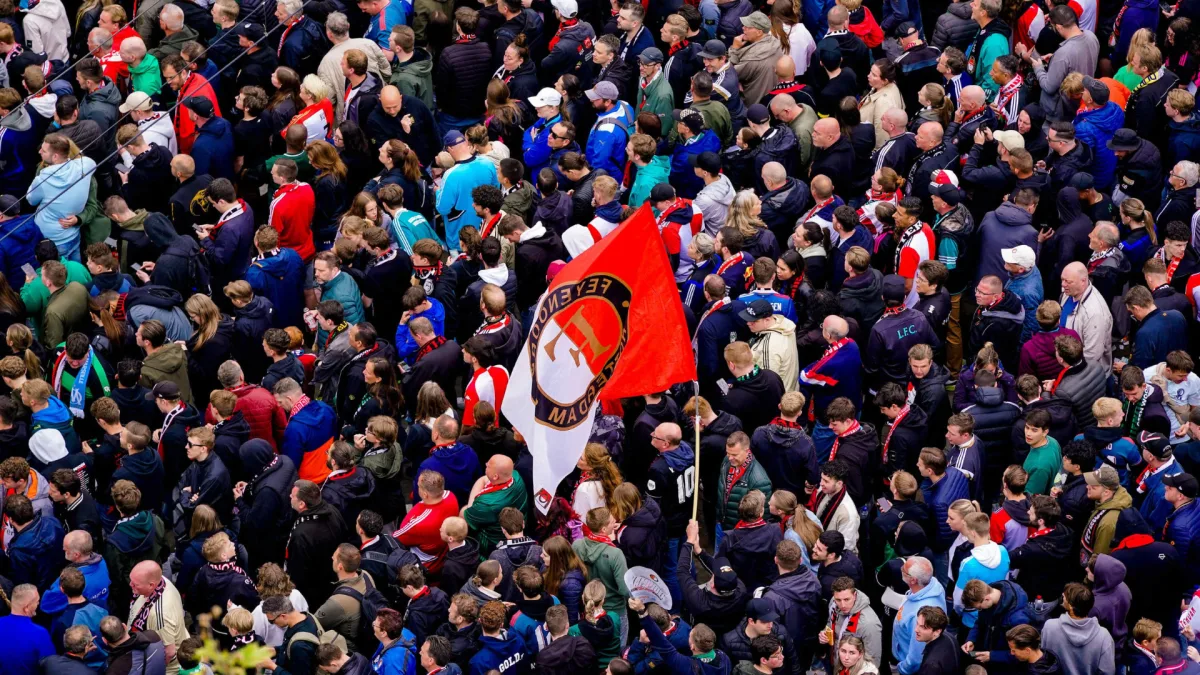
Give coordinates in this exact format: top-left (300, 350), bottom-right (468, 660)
top-left (1040, 615), bottom-right (1115, 675)
top-left (1032, 31), bottom-right (1100, 122)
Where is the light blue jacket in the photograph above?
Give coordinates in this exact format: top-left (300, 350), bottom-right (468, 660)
top-left (894, 577), bottom-right (947, 675)
top-left (436, 156), bottom-right (499, 246)
top-left (27, 156), bottom-right (96, 255)
top-left (1005, 268), bottom-right (1044, 343)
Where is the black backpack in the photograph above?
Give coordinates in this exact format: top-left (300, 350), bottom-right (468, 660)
top-left (361, 537), bottom-right (420, 601)
top-left (333, 574), bottom-right (390, 651)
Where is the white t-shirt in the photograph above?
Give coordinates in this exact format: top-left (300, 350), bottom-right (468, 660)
top-left (1145, 363), bottom-right (1200, 443)
top-left (252, 589), bottom-right (309, 647)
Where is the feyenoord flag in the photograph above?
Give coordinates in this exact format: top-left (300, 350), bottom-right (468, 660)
top-left (502, 204), bottom-right (696, 513)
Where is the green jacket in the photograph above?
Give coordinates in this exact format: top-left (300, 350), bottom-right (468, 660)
top-left (129, 54), bottom-right (162, 96)
top-left (463, 473), bottom-right (529, 553)
top-left (637, 73), bottom-right (674, 127)
top-left (149, 25), bottom-right (199, 61)
top-left (716, 456), bottom-right (773, 530)
top-left (316, 272), bottom-right (364, 345)
top-left (42, 281), bottom-right (90, 349)
top-left (627, 155), bottom-right (670, 208)
top-left (266, 152), bottom-right (315, 184)
top-left (502, 180), bottom-right (536, 224)
top-left (80, 178), bottom-right (112, 245)
top-left (1023, 438), bottom-right (1061, 495)
top-left (691, 99), bottom-right (733, 148)
top-left (972, 32), bottom-right (1010, 98)
top-left (411, 0), bottom-right (453, 44)
top-left (572, 536), bottom-right (630, 614)
top-left (1087, 487), bottom-right (1133, 555)
top-left (140, 342), bottom-right (194, 405)
top-left (22, 259), bottom-right (91, 338)
top-left (390, 49), bottom-right (436, 111)
top-left (568, 610), bottom-right (622, 667)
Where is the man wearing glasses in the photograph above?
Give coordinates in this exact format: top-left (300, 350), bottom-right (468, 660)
top-left (175, 425), bottom-right (232, 530)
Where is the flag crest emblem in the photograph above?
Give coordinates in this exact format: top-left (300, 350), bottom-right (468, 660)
top-left (528, 273), bottom-right (631, 431)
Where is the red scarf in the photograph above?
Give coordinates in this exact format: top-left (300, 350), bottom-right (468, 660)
top-left (717, 252), bottom-right (744, 275)
top-left (289, 395), bottom-right (311, 418)
top-left (734, 518), bottom-right (766, 529)
top-left (415, 335), bottom-right (447, 361)
top-left (724, 455), bottom-right (753, 502)
top-left (481, 212), bottom-right (503, 238)
top-left (770, 417), bottom-right (802, 429)
top-left (668, 39), bottom-right (689, 56)
top-left (1049, 364), bottom-right (1072, 394)
top-left (829, 421), bottom-right (861, 461)
top-left (478, 477), bottom-right (514, 495)
top-left (882, 405), bottom-right (911, 463)
top-left (410, 586), bottom-right (431, 601)
top-left (548, 18), bottom-right (579, 51)
top-left (277, 16), bottom-right (303, 56)
top-left (582, 524), bottom-right (615, 546)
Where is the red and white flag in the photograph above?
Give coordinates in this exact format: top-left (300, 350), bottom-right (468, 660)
top-left (502, 205), bottom-right (696, 513)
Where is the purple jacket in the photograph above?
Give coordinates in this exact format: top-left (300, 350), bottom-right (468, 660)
top-left (1017, 327), bottom-right (1081, 381)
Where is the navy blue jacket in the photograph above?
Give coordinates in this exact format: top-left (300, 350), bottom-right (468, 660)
top-left (716, 521), bottom-right (782, 591)
top-left (695, 300), bottom-right (740, 388)
top-left (922, 467), bottom-right (970, 552)
top-left (0, 214), bottom-right (39, 290)
top-left (8, 513), bottom-right (66, 589)
top-left (1131, 309), bottom-right (1188, 369)
top-left (864, 307), bottom-right (939, 388)
top-left (749, 420), bottom-right (819, 497)
top-left (191, 116), bottom-right (235, 180)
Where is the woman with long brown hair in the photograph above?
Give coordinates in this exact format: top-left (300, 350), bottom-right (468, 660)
top-left (184, 294), bottom-right (233, 410)
top-left (251, 563), bottom-right (310, 646)
top-left (88, 291), bottom-right (135, 365)
top-left (610, 482), bottom-right (665, 569)
top-left (306, 140), bottom-right (348, 248)
top-left (541, 535), bottom-right (588, 623)
top-left (365, 139), bottom-right (422, 205)
top-left (572, 443), bottom-right (623, 516)
top-left (341, 192), bottom-right (385, 230)
top-left (771, 0), bottom-right (816, 77)
top-left (267, 67), bottom-right (303, 134)
top-left (6, 324), bottom-right (41, 380)
top-left (0, 271), bottom-right (24, 340)
top-left (770, 490), bottom-right (824, 570)
top-left (485, 79), bottom-right (525, 160)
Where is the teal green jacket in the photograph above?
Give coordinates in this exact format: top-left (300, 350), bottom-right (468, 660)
top-left (315, 271), bottom-right (364, 344)
top-left (973, 33), bottom-right (1010, 98)
top-left (627, 156), bottom-right (671, 208)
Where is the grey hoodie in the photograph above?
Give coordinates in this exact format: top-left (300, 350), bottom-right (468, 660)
top-left (24, 0), bottom-right (68, 60)
top-left (827, 589), bottom-right (883, 668)
top-left (1040, 615), bottom-right (1115, 675)
top-left (695, 174), bottom-right (735, 236)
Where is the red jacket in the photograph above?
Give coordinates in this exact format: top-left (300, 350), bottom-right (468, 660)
top-left (206, 384), bottom-right (286, 451)
top-left (174, 72), bottom-right (222, 154)
top-left (269, 182), bottom-right (316, 262)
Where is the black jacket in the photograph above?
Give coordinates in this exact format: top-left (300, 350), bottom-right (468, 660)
top-left (320, 466), bottom-right (376, 529)
top-left (1011, 396), bottom-right (1076, 463)
top-left (435, 37), bottom-right (492, 119)
top-left (440, 537), bottom-right (482, 597)
top-left (285, 499), bottom-right (347, 604)
top-left (882, 404), bottom-right (928, 478)
top-left (909, 362), bottom-right (951, 444)
top-left (1126, 68), bottom-right (1180, 151)
top-left (749, 419), bottom-right (819, 497)
top-left (718, 368), bottom-right (784, 435)
top-left (615, 499), bottom-right (667, 570)
top-left (817, 552), bottom-right (864, 602)
top-left (1114, 139), bottom-right (1165, 209)
top-left (475, 314), bottom-right (523, 372)
top-left (761, 178), bottom-right (810, 242)
top-left (809, 137), bottom-right (858, 194)
top-left (536, 635), bottom-right (596, 675)
top-left (828, 424), bottom-right (878, 507)
top-left (918, 631), bottom-right (960, 675)
top-left (177, 452), bottom-right (233, 522)
top-left (186, 561), bottom-right (260, 618)
top-left (121, 144), bottom-right (175, 214)
top-left (435, 621), bottom-right (483, 673)
top-left (403, 584), bottom-right (450, 645)
top-left (838, 268), bottom-right (885, 335)
top-left (1009, 523), bottom-right (1076, 601)
top-left (57, 491), bottom-right (103, 544)
top-left (514, 226), bottom-right (568, 311)
top-left (677, 545), bottom-right (749, 636)
top-left (716, 521), bottom-right (783, 591)
top-left (968, 289), bottom-right (1025, 370)
top-left (401, 338), bottom-right (462, 415)
top-left (720, 619), bottom-right (798, 674)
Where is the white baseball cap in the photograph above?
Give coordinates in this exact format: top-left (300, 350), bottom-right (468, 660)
top-left (1001, 245), bottom-right (1036, 269)
top-left (528, 87), bottom-right (563, 108)
top-left (119, 91), bottom-right (154, 114)
top-left (551, 0), bottom-right (578, 17)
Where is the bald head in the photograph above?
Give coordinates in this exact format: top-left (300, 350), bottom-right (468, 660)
top-left (132, 561), bottom-right (162, 586)
top-left (64, 530), bottom-right (93, 559)
top-left (769, 93), bottom-right (798, 120)
top-left (1063, 261), bottom-right (1088, 282)
top-left (171, 154), bottom-right (195, 178)
top-left (379, 85), bottom-right (402, 117)
top-left (762, 161), bottom-right (787, 188)
top-left (812, 174), bottom-right (833, 199)
top-left (655, 422), bottom-right (682, 448)
top-left (813, 118), bottom-right (840, 149)
top-left (882, 108), bottom-right (908, 132)
top-left (487, 455), bottom-right (515, 482)
top-left (775, 55), bottom-right (795, 80)
top-left (916, 122), bottom-right (944, 150)
top-left (961, 85), bottom-right (986, 109)
top-left (827, 5), bottom-right (848, 28)
top-left (823, 315), bottom-right (849, 340)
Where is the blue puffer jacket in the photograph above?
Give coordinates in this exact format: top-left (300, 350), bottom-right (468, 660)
top-left (0, 107), bottom-right (39, 198)
top-left (0, 214), bottom-right (39, 290)
top-left (585, 102), bottom-right (635, 183)
top-left (671, 131), bottom-right (722, 199)
top-left (715, 0), bottom-right (752, 43)
top-left (1004, 268), bottom-right (1043, 343)
top-left (1165, 498), bottom-right (1200, 590)
top-left (282, 399), bottom-right (338, 482)
top-left (1168, 113), bottom-right (1200, 166)
top-left (245, 248), bottom-right (306, 329)
top-left (523, 114), bottom-right (562, 177)
top-left (191, 116), bottom-right (235, 180)
top-left (8, 513), bottom-right (66, 589)
top-left (1074, 102), bottom-right (1124, 191)
top-left (41, 555), bottom-right (110, 614)
top-left (922, 467), bottom-right (970, 552)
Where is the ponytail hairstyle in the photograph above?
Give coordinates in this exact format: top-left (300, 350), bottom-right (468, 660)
top-left (472, 559), bottom-right (502, 589)
top-left (770, 489), bottom-right (798, 520)
top-left (973, 342), bottom-right (1001, 374)
top-left (6, 324), bottom-right (40, 380)
top-left (581, 579), bottom-right (608, 622)
top-left (1121, 198), bottom-right (1157, 245)
top-left (367, 355), bottom-right (402, 414)
top-left (921, 83), bottom-right (955, 127)
top-left (471, 400), bottom-right (498, 432)
top-left (90, 291), bottom-right (124, 347)
top-left (609, 482), bottom-right (643, 522)
top-left (876, 167), bottom-right (904, 193)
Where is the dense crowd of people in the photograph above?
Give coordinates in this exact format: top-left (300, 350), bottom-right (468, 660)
top-left (0, 0), bottom-right (1200, 672)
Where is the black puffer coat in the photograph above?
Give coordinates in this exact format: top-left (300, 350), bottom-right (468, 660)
top-left (615, 497), bottom-right (666, 570)
top-left (435, 37), bottom-right (493, 118)
top-left (235, 440), bottom-right (298, 570)
top-left (931, 1), bottom-right (979, 50)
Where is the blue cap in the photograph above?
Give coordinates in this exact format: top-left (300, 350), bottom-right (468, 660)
top-left (443, 130), bottom-right (466, 148)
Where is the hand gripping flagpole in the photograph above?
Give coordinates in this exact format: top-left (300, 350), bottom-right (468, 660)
top-left (691, 379), bottom-right (701, 521)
